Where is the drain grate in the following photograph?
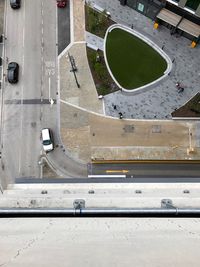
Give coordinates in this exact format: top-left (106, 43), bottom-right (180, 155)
top-left (152, 125), bottom-right (161, 133)
top-left (123, 124), bottom-right (134, 133)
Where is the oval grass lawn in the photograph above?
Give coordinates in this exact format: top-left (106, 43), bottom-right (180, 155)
top-left (105, 28), bottom-right (167, 89)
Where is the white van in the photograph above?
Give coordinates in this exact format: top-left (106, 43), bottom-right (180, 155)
top-left (41, 128), bottom-right (54, 152)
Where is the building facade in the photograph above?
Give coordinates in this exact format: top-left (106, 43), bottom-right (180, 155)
top-left (119, 0), bottom-right (200, 42)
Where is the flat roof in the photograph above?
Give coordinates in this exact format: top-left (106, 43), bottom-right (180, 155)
top-left (157, 8), bottom-right (182, 27)
top-left (178, 18), bottom-right (200, 38)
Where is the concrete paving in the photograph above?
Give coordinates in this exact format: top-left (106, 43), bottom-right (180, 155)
top-left (59, 43), bottom-right (103, 114)
top-left (1, 217), bottom-right (200, 267)
top-left (86, 0), bottom-right (200, 119)
top-left (59, 103), bottom-right (200, 162)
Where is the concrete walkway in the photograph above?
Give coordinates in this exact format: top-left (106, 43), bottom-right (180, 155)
top-left (86, 0), bottom-right (200, 120)
top-left (59, 0), bottom-right (103, 114)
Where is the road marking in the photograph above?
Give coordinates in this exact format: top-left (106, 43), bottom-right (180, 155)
top-left (22, 0), bottom-right (25, 75)
top-left (22, 27), bottom-right (25, 48)
top-left (106, 170), bottom-right (129, 174)
top-left (88, 175), bottom-right (126, 178)
top-left (0, 0), bottom-right (9, 153)
top-left (48, 76), bottom-right (51, 101)
top-left (18, 86), bottom-right (24, 175)
top-left (41, 0), bottom-right (44, 103)
top-left (92, 160), bottom-right (200, 164)
top-left (22, 27), bottom-right (25, 75)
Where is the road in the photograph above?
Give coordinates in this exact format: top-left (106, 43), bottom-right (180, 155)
top-left (57, 0), bottom-right (70, 55)
top-left (0, 0), bottom-right (87, 182)
top-left (88, 161), bottom-right (200, 179)
top-left (1, 0), bottom-right (57, 181)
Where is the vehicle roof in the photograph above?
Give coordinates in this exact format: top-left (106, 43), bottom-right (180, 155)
top-left (8, 62), bottom-right (18, 68)
top-left (42, 128), bottom-right (50, 140)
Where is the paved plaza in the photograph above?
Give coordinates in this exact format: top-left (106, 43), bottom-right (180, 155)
top-left (86, 0), bottom-right (200, 119)
top-left (57, 0), bottom-right (200, 163)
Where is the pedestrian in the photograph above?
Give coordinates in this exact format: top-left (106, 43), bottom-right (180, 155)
top-left (119, 112), bottom-right (123, 119)
top-left (113, 105), bottom-right (117, 110)
top-left (161, 45), bottom-right (165, 50)
top-left (176, 82), bottom-right (180, 88)
top-left (131, 24), bottom-right (133, 29)
top-left (178, 87), bottom-right (184, 93)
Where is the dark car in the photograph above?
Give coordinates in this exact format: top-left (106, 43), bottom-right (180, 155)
top-left (57, 0), bottom-right (67, 8)
top-left (10, 0), bottom-right (21, 9)
top-left (7, 62), bottom-right (19, 84)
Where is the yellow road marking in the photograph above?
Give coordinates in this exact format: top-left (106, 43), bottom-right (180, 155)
top-left (106, 170), bottom-right (129, 173)
top-left (92, 160), bottom-right (200, 164)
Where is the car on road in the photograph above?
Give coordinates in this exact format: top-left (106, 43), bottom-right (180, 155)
top-left (41, 128), bottom-right (54, 152)
top-left (57, 0), bottom-right (67, 8)
top-left (10, 0), bottom-right (21, 9)
top-left (7, 62), bottom-right (19, 84)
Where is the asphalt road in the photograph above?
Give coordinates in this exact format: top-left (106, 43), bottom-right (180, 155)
top-left (57, 1), bottom-right (70, 55)
top-left (1, 0), bottom-right (57, 180)
top-left (0, 0), bottom-right (87, 181)
top-left (88, 161), bottom-right (200, 179)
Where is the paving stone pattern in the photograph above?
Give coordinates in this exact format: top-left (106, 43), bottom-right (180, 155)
top-left (86, 0), bottom-right (200, 119)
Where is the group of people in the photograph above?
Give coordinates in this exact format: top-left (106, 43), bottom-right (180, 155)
top-left (176, 82), bottom-right (185, 93)
top-left (112, 104), bottom-right (124, 119)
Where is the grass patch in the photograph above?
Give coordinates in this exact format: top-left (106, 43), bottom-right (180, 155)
top-left (87, 48), bottom-right (119, 95)
top-left (85, 5), bottom-right (115, 38)
top-left (106, 28), bottom-right (167, 89)
top-left (172, 93), bottom-right (200, 117)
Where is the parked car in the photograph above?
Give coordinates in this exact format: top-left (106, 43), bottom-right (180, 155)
top-left (10, 0), bottom-right (21, 9)
top-left (41, 128), bottom-right (54, 152)
top-left (57, 0), bottom-right (67, 8)
top-left (7, 62), bottom-right (19, 84)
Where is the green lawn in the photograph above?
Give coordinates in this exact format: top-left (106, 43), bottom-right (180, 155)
top-left (105, 28), bottom-right (167, 89)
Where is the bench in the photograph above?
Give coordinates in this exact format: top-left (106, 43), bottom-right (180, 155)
top-left (86, 43), bottom-right (99, 51)
top-left (93, 4), bottom-right (111, 17)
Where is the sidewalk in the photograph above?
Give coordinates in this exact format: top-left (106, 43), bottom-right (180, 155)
top-left (59, 0), bottom-right (103, 114)
top-left (60, 103), bottom-right (200, 162)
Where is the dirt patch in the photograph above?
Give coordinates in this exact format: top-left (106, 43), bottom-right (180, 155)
top-left (172, 93), bottom-right (200, 118)
top-left (86, 47), bottom-right (119, 95)
top-left (85, 4), bottom-right (115, 38)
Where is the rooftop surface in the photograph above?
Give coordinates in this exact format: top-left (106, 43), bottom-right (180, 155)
top-left (1, 217), bottom-right (200, 267)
